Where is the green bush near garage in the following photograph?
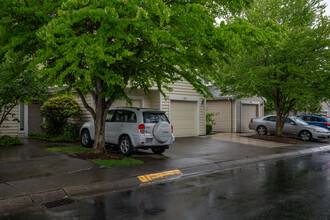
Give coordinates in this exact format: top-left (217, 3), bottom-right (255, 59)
top-left (0, 135), bottom-right (23, 146)
top-left (28, 95), bottom-right (82, 143)
top-left (40, 95), bottom-right (82, 136)
top-left (206, 112), bottom-right (218, 134)
top-left (206, 123), bottom-right (213, 134)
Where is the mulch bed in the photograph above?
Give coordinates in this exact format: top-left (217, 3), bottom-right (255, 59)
top-left (68, 152), bottom-right (124, 160)
top-left (243, 134), bottom-right (309, 144)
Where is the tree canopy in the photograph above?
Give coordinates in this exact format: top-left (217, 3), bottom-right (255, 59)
top-left (0, 0), bottom-right (61, 130)
top-left (0, 0), bottom-right (251, 153)
top-left (213, 0), bottom-right (330, 136)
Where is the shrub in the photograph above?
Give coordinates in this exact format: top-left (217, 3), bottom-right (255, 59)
top-left (28, 130), bottom-right (80, 143)
top-left (41, 95), bottom-right (82, 135)
top-left (206, 112), bottom-right (219, 126)
top-left (0, 135), bottom-right (23, 146)
top-left (206, 123), bottom-right (212, 134)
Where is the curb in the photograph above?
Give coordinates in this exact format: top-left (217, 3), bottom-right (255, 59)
top-left (1, 145), bottom-right (329, 216)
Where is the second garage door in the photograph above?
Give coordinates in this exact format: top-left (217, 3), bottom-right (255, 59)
top-left (241, 104), bottom-right (258, 132)
top-left (170, 100), bottom-right (197, 137)
top-left (207, 100), bottom-right (232, 132)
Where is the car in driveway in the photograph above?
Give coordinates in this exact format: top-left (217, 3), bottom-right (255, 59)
top-left (249, 115), bottom-right (330, 141)
top-left (80, 107), bottom-right (175, 155)
top-left (295, 114), bottom-right (330, 130)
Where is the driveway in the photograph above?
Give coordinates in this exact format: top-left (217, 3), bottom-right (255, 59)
top-left (208, 132), bottom-right (292, 148)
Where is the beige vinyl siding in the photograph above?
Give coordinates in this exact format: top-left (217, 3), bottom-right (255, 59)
top-left (72, 89), bottom-right (161, 125)
top-left (162, 80), bottom-right (206, 136)
top-left (207, 100), bottom-right (232, 132)
top-left (112, 99), bottom-right (142, 108)
top-left (71, 94), bottom-right (93, 126)
top-left (321, 102), bottom-right (330, 117)
top-left (0, 105), bottom-right (22, 137)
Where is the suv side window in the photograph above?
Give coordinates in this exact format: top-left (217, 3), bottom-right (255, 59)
top-left (111, 110), bottom-right (137, 123)
top-left (106, 110), bottom-right (115, 122)
top-left (124, 111), bottom-right (137, 123)
top-left (111, 110), bottom-right (124, 122)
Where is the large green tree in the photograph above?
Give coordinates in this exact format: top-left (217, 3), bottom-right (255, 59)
top-left (33, 0), bottom-right (251, 153)
top-left (0, 0), bottom-right (61, 131)
top-left (1, 0), bottom-right (251, 153)
top-left (214, 0), bottom-right (330, 136)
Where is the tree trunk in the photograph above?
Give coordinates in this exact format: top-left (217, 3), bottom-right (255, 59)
top-left (274, 100), bottom-right (285, 137)
top-left (275, 114), bottom-right (284, 137)
top-left (91, 100), bottom-right (108, 154)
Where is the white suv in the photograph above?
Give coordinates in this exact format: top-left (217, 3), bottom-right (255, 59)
top-left (80, 107), bottom-right (175, 155)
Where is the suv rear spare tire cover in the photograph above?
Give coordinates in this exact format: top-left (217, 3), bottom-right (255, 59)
top-left (153, 122), bottom-right (171, 143)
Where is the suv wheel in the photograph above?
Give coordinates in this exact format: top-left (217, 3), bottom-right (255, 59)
top-left (81, 129), bottom-right (93, 147)
top-left (151, 146), bottom-right (166, 154)
top-left (119, 136), bottom-right (132, 156)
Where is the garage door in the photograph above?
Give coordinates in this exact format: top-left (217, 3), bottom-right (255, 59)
top-left (241, 104), bottom-right (258, 132)
top-left (207, 100), bottom-right (232, 132)
top-left (111, 99), bottom-right (142, 108)
top-left (170, 100), bottom-right (197, 137)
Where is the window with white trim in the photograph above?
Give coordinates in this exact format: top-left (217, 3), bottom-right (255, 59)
top-left (19, 102), bottom-right (25, 131)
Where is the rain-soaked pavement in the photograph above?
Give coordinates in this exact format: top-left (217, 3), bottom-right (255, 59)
top-left (3, 152), bottom-right (329, 220)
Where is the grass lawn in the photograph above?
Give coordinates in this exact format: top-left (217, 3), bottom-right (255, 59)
top-left (44, 146), bottom-right (91, 154)
top-left (91, 158), bottom-right (144, 168)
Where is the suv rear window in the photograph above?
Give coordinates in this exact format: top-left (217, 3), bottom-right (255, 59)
top-left (143, 112), bottom-right (169, 123)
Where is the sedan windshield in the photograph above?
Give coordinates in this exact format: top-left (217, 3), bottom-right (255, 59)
top-left (292, 117), bottom-right (308, 126)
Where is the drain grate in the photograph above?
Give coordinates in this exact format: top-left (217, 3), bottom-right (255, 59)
top-left (43, 198), bottom-right (77, 208)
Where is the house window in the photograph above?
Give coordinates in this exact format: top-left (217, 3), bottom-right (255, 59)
top-left (19, 102), bottom-right (25, 131)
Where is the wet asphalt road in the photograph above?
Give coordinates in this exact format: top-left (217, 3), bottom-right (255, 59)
top-left (3, 152), bottom-right (330, 220)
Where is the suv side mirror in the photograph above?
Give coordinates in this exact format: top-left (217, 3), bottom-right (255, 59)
top-left (290, 122), bottom-right (296, 126)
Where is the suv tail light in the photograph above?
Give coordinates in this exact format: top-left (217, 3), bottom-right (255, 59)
top-left (324, 122), bottom-right (330, 126)
top-left (171, 125), bottom-right (173, 134)
top-left (138, 124), bottom-right (145, 134)
top-left (250, 118), bottom-right (253, 123)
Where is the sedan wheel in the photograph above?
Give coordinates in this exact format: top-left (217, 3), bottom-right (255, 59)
top-left (119, 136), bottom-right (132, 156)
top-left (257, 125), bottom-right (267, 135)
top-left (300, 130), bottom-right (312, 141)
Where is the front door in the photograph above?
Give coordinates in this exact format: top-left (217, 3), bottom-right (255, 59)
top-left (28, 100), bottom-right (43, 133)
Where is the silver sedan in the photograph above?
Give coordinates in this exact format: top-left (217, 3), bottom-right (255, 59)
top-left (249, 115), bottom-right (330, 141)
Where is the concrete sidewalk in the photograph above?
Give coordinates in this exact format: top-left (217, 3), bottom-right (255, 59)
top-left (0, 137), bottom-right (329, 215)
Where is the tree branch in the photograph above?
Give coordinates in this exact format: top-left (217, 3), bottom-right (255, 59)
top-left (74, 88), bottom-right (96, 120)
top-left (124, 48), bottom-right (143, 83)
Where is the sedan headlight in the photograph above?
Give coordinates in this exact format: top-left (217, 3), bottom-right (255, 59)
top-left (314, 129), bottom-right (326, 133)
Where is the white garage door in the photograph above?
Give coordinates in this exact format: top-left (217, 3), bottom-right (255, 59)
top-left (241, 104), bottom-right (258, 132)
top-left (111, 99), bottom-right (142, 108)
top-left (170, 100), bottom-right (197, 137)
top-left (207, 100), bottom-right (232, 132)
